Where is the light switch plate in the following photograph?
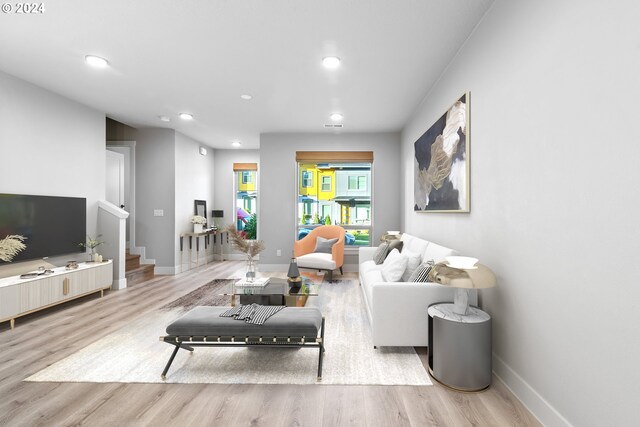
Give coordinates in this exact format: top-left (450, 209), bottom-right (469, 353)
top-left (154, 209), bottom-right (164, 217)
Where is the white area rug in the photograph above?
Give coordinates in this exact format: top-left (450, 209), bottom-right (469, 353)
top-left (26, 279), bottom-right (431, 385)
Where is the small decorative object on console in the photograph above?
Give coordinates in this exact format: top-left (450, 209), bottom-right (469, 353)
top-left (79, 234), bottom-right (104, 261)
top-left (191, 215), bottom-right (207, 233)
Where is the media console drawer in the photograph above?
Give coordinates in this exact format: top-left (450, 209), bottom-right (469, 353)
top-left (0, 261), bottom-right (113, 329)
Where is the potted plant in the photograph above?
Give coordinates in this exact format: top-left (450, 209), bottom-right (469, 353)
top-left (225, 224), bottom-right (265, 282)
top-left (191, 215), bottom-right (207, 233)
top-left (79, 234), bottom-right (104, 262)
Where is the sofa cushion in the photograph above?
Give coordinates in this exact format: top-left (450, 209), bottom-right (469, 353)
top-left (408, 260), bottom-right (434, 282)
top-left (360, 260), bottom-right (382, 276)
top-left (381, 249), bottom-right (408, 282)
top-left (297, 252), bottom-right (336, 270)
top-left (401, 250), bottom-right (423, 282)
top-left (423, 241), bottom-right (457, 263)
top-left (362, 269), bottom-right (384, 303)
top-left (314, 236), bottom-right (338, 253)
top-left (373, 242), bottom-right (390, 265)
top-left (400, 233), bottom-right (429, 256)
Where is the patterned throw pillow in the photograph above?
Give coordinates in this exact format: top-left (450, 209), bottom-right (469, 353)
top-left (408, 260), bottom-right (435, 282)
top-left (373, 242), bottom-right (390, 265)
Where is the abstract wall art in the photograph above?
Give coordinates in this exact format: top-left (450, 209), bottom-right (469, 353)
top-left (414, 92), bottom-right (470, 212)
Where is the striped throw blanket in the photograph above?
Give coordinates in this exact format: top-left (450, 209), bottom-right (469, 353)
top-left (219, 304), bottom-right (285, 325)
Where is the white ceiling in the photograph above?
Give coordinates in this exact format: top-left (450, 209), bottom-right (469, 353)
top-left (0, 0), bottom-right (493, 149)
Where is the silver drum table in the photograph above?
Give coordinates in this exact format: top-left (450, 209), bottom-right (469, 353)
top-left (427, 303), bottom-right (492, 391)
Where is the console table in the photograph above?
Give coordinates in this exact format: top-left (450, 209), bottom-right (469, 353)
top-left (179, 229), bottom-right (227, 269)
top-left (0, 260), bottom-right (113, 329)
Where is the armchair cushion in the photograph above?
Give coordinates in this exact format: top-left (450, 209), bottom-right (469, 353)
top-left (314, 237), bottom-right (338, 254)
top-left (297, 253), bottom-right (336, 270)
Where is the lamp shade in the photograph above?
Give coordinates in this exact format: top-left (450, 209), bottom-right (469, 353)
top-left (211, 210), bottom-right (224, 218)
top-left (429, 263), bottom-right (496, 289)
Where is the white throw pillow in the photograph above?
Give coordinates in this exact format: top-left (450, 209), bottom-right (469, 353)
top-left (381, 249), bottom-right (408, 282)
top-left (401, 250), bottom-right (423, 282)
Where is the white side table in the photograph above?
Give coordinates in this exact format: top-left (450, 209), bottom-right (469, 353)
top-left (427, 303), bottom-right (492, 391)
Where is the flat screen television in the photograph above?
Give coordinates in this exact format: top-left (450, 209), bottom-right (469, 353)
top-left (0, 193), bottom-right (86, 263)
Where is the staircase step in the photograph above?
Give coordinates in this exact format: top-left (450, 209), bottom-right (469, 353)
top-left (126, 263), bottom-right (154, 286)
top-left (126, 253), bottom-right (141, 271)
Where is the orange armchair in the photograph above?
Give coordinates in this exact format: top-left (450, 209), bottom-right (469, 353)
top-left (294, 225), bottom-right (345, 281)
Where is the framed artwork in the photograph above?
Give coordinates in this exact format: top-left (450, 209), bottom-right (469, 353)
top-left (414, 92), bottom-right (470, 212)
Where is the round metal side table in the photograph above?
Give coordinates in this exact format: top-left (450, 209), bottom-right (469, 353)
top-left (427, 303), bottom-right (492, 391)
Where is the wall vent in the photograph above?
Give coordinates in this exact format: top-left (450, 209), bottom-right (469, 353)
top-left (323, 124), bottom-right (343, 128)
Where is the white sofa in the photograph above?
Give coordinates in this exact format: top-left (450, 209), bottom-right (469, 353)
top-left (358, 233), bottom-right (477, 348)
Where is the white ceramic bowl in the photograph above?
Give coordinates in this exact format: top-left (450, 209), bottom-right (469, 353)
top-left (445, 256), bottom-right (478, 269)
top-left (387, 230), bottom-right (400, 235)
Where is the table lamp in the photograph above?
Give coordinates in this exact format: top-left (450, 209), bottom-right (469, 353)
top-left (428, 256), bottom-right (496, 315)
top-left (211, 210), bottom-right (224, 229)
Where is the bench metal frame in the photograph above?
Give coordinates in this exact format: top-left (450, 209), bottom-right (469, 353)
top-left (159, 317), bottom-right (325, 381)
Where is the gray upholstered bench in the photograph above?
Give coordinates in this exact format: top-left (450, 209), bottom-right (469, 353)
top-left (160, 306), bottom-right (325, 381)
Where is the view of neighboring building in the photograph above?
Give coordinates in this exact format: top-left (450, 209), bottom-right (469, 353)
top-left (236, 170), bottom-right (258, 238)
top-left (297, 162), bottom-right (371, 245)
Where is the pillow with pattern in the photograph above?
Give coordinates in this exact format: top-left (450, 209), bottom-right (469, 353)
top-left (408, 260), bottom-right (435, 282)
top-left (373, 242), bottom-right (390, 265)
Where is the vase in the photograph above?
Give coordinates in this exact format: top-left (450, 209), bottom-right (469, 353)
top-left (245, 256), bottom-right (256, 282)
top-left (194, 224), bottom-right (203, 233)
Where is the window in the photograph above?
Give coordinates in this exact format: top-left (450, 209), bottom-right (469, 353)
top-left (348, 175), bottom-right (367, 190)
top-left (302, 171), bottom-right (313, 188)
top-left (296, 153), bottom-right (373, 247)
top-left (234, 164), bottom-right (258, 239)
top-left (321, 176), bottom-right (331, 192)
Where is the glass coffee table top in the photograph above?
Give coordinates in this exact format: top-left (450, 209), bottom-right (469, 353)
top-left (218, 276), bottom-right (320, 298)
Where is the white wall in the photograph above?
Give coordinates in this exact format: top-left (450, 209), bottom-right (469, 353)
top-left (175, 132), bottom-right (215, 270)
top-left (0, 70), bottom-right (105, 272)
top-left (401, 1), bottom-right (640, 426)
top-left (260, 132), bottom-right (401, 269)
top-left (134, 128), bottom-right (176, 270)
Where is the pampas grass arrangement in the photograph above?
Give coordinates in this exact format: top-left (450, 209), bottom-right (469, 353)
top-left (0, 235), bottom-right (27, 262)
top-left (225, 225), bottom-right (265, 258)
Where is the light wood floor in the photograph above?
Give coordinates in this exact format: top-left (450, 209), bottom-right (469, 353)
top-left (0, 261), bottom-right (540, 426)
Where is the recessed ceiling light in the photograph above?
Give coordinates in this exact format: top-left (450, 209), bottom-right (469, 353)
top-left (158, 115), bottom-right (171, 122)
top-left (85, 55), bottom-right (109, 68)
top-left (322, 56), bottom-right (341, 69)
top-left (231, 141), bottom-right (241, 148)
top-left (179, 113), bottom-right (194, 120)
top-left (330, 113), bottom-right (343, 122)
top-left (240, 94), bottom-right (253, 100)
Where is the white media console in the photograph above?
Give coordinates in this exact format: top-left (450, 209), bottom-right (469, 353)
top-left (0, 260), bottom-right (113, 329)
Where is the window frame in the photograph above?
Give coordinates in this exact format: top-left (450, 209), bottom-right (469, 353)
top-left (295, 161), bottom-right (373, 250)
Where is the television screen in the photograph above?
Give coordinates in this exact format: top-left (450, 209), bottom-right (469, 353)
top-left (0, 193), bottom-right (86, 263)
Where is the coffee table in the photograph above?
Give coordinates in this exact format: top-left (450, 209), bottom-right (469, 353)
top-left (219, 277), bottom-right (320, 307)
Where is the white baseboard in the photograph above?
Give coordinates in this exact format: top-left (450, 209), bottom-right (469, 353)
top-left (154, 266), bottom-right (178, 275)
top-left (111, 278), bottom-right (127, 290)
top-left (493, 353), bottom-right (571, 427)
